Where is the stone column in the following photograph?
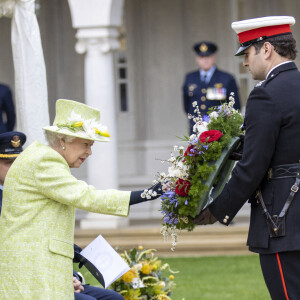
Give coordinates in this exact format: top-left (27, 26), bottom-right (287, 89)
top-left (68, 0), bottom-right (128, 229)
top-left (76, 28), bottom-right (127, 229)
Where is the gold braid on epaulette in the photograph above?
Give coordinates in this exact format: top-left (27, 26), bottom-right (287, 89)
top-left (0, 154), bottom-right (19, 158)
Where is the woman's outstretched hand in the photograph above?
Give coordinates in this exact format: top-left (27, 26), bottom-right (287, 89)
top-left (129, 182), bottom-right (163, 205)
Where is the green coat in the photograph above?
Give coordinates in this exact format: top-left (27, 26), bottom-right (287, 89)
top-left (0, 141), bottom-right (130, 299)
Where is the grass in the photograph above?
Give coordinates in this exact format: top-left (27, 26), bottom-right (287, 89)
top-left (74, 254), bottom-right (270, 300)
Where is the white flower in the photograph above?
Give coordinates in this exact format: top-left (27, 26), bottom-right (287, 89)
top-left (168, 166), bottom-right (182, 178)
top-left (193, 121), bottom-right (208, 134)
top-left (82, 119), bottom-right (97, 138)
top-left (209, 111), bottom-right (219, 119)
top-left (173, 145), bottom-right (178, 152)
top-left (134, 263), bottom-right (143, 271)
top-left (189, 134), bottom-right (196, 141)
top-left (82, 119), bottom-right (108, 138)
top-left (168, 156), bottom-right (176, 163)
top-left (192, 101), bottom-right (197, 107)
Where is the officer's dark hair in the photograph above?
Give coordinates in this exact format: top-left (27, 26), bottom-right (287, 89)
top-left (253, 33), bottom-right (297, 60)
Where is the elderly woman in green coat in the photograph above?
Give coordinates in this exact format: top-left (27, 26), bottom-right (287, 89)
top-left (0, 99), bottom-right (161, 299)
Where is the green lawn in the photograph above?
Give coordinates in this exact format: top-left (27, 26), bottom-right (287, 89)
top-left (74, 254), bottom-right (270, 300)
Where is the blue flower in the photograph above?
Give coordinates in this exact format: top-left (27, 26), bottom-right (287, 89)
top-left (203, 115), bottom-right (210, 123)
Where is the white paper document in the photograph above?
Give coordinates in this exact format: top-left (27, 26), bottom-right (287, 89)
top-left (80, 235), bottom-right (130, 288)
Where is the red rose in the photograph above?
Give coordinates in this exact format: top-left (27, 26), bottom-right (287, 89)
top-left (199, 130), bottom-right (223, 143)
top-left (175, 179), bottom-right (191, 197)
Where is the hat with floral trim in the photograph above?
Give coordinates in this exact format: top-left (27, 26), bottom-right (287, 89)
top-left (0, 131), bottom-right (26, 159)
top-left (43, 99), bottom-right (110, 142)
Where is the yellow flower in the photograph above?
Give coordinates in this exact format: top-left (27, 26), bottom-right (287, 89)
top-left (152, 260), bottom-right (162, 271)
top-left (169, 275), bottom-right (174, 280)
top-left (122, 269), bottom-right (136, 283)
top-left (157, 295), bottom-right (170, 300)
top-left (71, 121), bottom-right (84, 127)
top-left (138, 245), bottom-right (143, 250)
top-left (141, 262), bottom-right (153, 275)
top-left (94, 128), bottom-right (110, 137)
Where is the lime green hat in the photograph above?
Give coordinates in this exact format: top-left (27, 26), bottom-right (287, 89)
top-left (43, 99), bottom-right (110, 142)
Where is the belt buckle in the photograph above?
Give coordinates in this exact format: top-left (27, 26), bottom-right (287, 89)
top-left (291, 185), bottom-right (299, 193)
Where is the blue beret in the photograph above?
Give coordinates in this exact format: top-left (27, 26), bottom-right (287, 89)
top-left (193, 41), bottom-right (218, 56)
top-left (0, 131), bottom-right (26, 159)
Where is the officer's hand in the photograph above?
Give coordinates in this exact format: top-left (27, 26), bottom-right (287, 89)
top-left (229, 134), bottom-right (244, 161)
top-left (73, 277), bottom-right (84, 293)
top-left (193, 208), bottom-right (217, 225)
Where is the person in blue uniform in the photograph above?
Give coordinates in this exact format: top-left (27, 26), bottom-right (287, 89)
top-left (0, 131), bottom-right (124, 300)
top-left (194, 16), bottom-right (300, 300)
top-left (183, 41), bottom-right (241, 134)
top-left (0, 131), bottom-right (26, 215)
top-left (0, 84), bottom-right (16, 133)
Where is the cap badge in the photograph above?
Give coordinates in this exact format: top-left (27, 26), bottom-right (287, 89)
top-left (199, 43), bottom-right (208, 52)
top-left (11, 136), bottom-right (21, 148)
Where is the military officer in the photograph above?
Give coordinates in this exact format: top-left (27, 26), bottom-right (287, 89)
top-left (0, 84), bottom-right (16, 134)
top-left (195, 16), bottom-right (300, 300)
top-left (183, 41), bottom-right (241, 134)
top-left (0, 131), bottom-right (26, 215)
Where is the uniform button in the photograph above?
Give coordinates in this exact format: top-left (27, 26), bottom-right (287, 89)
top-left (189, 92), bottom-right (193, 96)
top-left (223, 219), bottom-right (228, 223)
top-left (201, 88), bottom-right (206, 93)
top-left (200, 104), bottom-right (206, 110)
top-left (225, 215), bottom-right (229, 219)
top-left (201, 96), bottom-right (206, 101)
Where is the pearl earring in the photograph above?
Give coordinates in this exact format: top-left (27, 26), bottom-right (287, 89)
top-left (62, 146), bottom-right (65, 150)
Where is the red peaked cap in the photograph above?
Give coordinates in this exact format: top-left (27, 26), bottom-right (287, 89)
top-left (232, 16), bottom-right (295, 56)
top-left (238, 24), bottom-right (291, 44)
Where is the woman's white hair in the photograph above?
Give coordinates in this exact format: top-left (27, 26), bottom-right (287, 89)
top-left (44, 131), bottom-right (75, 147)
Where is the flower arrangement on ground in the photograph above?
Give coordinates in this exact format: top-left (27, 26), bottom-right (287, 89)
top-left (151, 93), bottom-right (244, 249)
top-left (109, 246), bottom-right (177, 300)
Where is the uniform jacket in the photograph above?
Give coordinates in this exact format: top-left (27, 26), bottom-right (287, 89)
top-left (209, 62), bottom-right (300, 254)
top-left (0, 84), bottom-right (15, 133)
top-left (183, 68), bottom-right (241, 133)
top-left (0, 141), bottom-right (130, 299)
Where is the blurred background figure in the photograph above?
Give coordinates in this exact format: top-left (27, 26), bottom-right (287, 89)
top-left (0, 83), bottom-right (15, 134)
top-left (183, 41), bottom-right (241, 134)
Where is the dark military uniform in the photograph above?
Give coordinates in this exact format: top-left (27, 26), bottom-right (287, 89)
top-left (183, 68), bottom-right (241, 133)
top-left (209, 62), bottom-right (300, 299)
top-left (0, 131), bottom-right (26, 215)
top-left (183, 41), bottom-right (241, 134)
top-left (0, 84), bottom-right (16, 134)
